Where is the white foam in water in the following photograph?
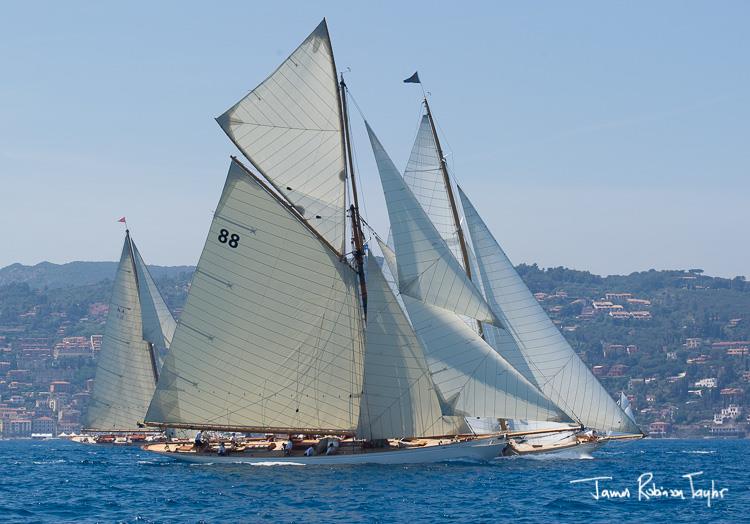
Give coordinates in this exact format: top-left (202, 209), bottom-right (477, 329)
top-left (249, 461), bottom-right (306, 467)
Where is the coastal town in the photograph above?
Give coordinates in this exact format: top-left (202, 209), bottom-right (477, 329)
top-left (0, 262), bottom-right (747, 440)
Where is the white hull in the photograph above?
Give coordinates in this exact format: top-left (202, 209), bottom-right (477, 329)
top-left (531, 440), bottom-right (603, 459)
top-left (144, 436), bottom-right (505, 465)
top-left (503, 437), bottom-right (604, 459)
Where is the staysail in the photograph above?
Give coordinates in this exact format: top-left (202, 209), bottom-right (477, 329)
top-left (458, 187), bottom-right (639, 434)
top-left (357, 252), bottom-right (463, 440)
top-left (366, 122), bottom-right (498, 325)
top-left (85, 232), bottom-right (171, 431)
top-left (376, 240), bottom-right (564, 423)
top-left (145, 159), bottom-right (365, 434)
top-left (402, 297), bottom-right (566, 422)
top-left (132, 244), bottom-right (176, 367)
top-left (216, 19), bottom-right (347, 253)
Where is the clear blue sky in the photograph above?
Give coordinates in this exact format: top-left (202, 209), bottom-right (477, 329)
top-left (1, 1), bottom-right (747, 277)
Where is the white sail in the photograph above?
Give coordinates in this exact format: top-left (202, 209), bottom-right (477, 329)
top-left (402, 296), bottom-right (566, 422)
top-left (403, 114), bottom-right (463, 264)
top-left (619, 392), bottom-right (637, 424)
top-left (366, 122), bottom-right (498, 325)
top-left (458, 187), bottom-right (640, 434)
top-left (145, 159), bottom-right (364, 433)
top-left (357, 252), bottom-right (463, 440)
top-left (85, 234), bottom-right (159, 431)
top-left (132, 244), bottom-right (177, 367)
top-left (216, 19), bottom-right (347, 253)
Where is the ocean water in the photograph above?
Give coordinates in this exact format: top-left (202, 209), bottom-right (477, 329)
top-left (0, 438), bottom-right (747, 523)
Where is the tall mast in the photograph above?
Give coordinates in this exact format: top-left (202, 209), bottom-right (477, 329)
top-left (422, 97), bottom-right (482, 336)
top-left (339, 75), bottom-right (368, 318)
top-left (125, 230), bottom-right (160, 383)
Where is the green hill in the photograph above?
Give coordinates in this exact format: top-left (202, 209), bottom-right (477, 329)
top-left (0, 261), bottom-right (194, 289)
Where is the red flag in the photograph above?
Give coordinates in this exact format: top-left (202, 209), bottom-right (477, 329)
top-left (118, 217), bottom-right (126, 223)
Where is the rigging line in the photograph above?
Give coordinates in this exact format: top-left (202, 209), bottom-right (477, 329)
top-left (341, 84), bottom-right (370, 223)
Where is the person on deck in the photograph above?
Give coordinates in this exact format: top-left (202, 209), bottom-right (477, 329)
top-left (283, 438), bottom-right (294, 456)
top-left (194, 431), bottom-right (203, 449)
top-left (218, 442), bottom-right (226, 456)
top-left (304, 446), bottom-right (315, 457)
top-left (325, 440), bottom-right (339, 456)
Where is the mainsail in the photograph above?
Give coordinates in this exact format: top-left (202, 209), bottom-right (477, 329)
top-left (365, 122), bottom-right (499, 325)
top-left (85, 232), bottom-right (175, 431)
top-left (357, 252), bottom-right (463, 440)
top-left (145, 159), bottom-right (365, 434)
top-left (458, 187), bottom-right (640, 434)
top-left (216, 19), bottom-right (347, 253)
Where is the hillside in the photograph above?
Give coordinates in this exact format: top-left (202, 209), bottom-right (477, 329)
top-left (0, 262), bottom-right (748, 437)
top-left (0, 261), bottom-right (194, 289)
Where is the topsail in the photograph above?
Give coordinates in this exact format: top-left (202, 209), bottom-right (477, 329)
top-left (366, 122), bottom-right (499, 325)
top-left (402, 115), bottom-right (463, 264)
top-left (216, 20), bottom-right (347, 253)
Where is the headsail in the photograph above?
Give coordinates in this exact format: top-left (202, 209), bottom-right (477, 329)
top-left (458, 187), bottom-right (640, 434)
top-left (132, 244), bottom-right (177, 367)
top-left (357, 252), bottom-right (463, 440)
top-left (619, 392), bottom-right (637, 424)
top-left (365, 122), bottom-right (498, 325)
top-left (216, 19), bottom-right (347, 253)
top-left (402, 296), bottom-right (567, 422)
top-left (85, 233), bottom-right (167, 431)
top-left (145, 159), bottom-right (364, 434)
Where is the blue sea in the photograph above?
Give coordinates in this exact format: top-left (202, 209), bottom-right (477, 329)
top-left (0, 439), bottom-right (747, 523)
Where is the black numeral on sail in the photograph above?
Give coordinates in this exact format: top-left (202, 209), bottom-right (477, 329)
top-left (218, 229), bottom-right (240, 248)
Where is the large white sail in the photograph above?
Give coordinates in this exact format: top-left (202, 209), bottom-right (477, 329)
top-left (366, 122), bottom-right (498, 325)
top-left (132, 244), bottom-right (177, 367)
top-left (145, 159), bottom-right (364, 433)
top-left (458, 187), bottom-right (640, 434)
top-left (402, 296), bottom-right (567, 422)
top-left (403, 114), bottom-right (463, 264)
top-left (85, 234), bottom-right (161, 431)
top-left (216, 19), bottom-right (347, 253)
top-left (357, 252), bottom-right (462, 440)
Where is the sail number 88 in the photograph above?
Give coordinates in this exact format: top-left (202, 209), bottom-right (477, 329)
top-left (218, 229), bottom-right (240, 248)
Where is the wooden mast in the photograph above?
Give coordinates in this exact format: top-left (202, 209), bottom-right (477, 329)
top-left (339, 75), bottom-right (368, 318)
top-left (422, 97), bottom-right (482, 337)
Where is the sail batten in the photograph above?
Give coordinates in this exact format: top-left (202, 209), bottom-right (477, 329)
top-left (145, 159), bottom-right (364, 433)
top-left (458, 187), bottom-right (640, 434)
top-left (216, 19), bottom-right (347, 253)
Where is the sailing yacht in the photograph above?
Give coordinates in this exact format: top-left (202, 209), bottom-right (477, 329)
top-left (82, 229), bottom-right (177, 441)
top-left (384, 86), bottom-right (644, 457)
top-left (141, 19), bottom-right (577, 465)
